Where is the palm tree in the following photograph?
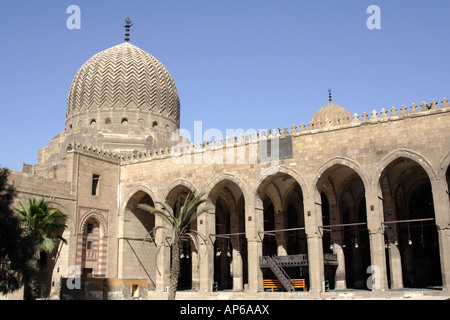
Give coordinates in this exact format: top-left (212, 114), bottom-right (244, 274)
top-left (138, 192), bottom-right (210, 300)
top-left (16, 198), bottom-right (68, 299)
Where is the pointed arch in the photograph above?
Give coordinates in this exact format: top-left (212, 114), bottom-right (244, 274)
top-left (122, 185), bottom-right (159, 214)
top-left (375, 149), bottom-right (436, 187)
top-left (206, 173), bottom-right (249, 205)
top-left (438, 150), bottom-right (450, 182)
top-left (120, 187), bottom-right (157, 287)
top-left (162, 178), bottom-right (199, 202)
top-left (257, 165), bottom-right (309, 200)
top-left (207, 174), bottom-right (248, 291)
top-left (313, 157), bottom-right (371, 192)
top-left (378, 150), bottom-right (442, 289)
top-left (79, 211), bottom-right (108, 238)
top-left (313, 157), bottom-right (370, 290)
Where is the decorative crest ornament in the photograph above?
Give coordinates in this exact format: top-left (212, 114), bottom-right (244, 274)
top-left (124, 17), bottom-right (133, 42)
top-left (328, 89), bottom-right (332, 102)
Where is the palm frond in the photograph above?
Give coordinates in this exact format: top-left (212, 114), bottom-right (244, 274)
top-left (41, 236), bottom-right (57, 253)
top-left (138, 201), bottom-right (177, 228)
top-left (186, 229), bottom-right (208, 245)
top-left (16, 197), bottom-right (68, 253)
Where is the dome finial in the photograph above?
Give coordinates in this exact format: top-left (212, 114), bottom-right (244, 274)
top-left (328, 89), bottom-right (332, 102)
top-left (124, 18), bottom-right (133, 42)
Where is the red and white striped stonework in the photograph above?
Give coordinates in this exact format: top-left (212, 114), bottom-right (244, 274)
top-left (76, 217), bottom-right (108, 277)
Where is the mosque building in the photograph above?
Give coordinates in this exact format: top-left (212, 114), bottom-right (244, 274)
top-left (5, 20), bottom-right (450, 299)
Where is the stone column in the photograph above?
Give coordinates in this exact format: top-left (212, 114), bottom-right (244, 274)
top-left (387, 242), bottom-right (403, 289)
top-left (275, 209), bottom-right (288, 256)
top-left (191, 248), bottom-right (199, 290)
top-left (332, 234), bottom-right (347, 290)
top-left (229, 201), bottom-right (244, 290)
top-left (304, 188), bottom-right (325, 296)
top-left (431, 179), bottom-right (450, 292)
top-left (247, 240), bottom-right (263, 292)
top-left (198, 242), bottom-right (214, 292)
top-left (154, 214), bottom-right (170, 292)
top-left (231, 237), bottom-right (244, 290)
top-left (245, 196), bottom-right (264, 292)
top-left (197, 203), bottom-right (215, 292)
top-left (381, 179), bottom-right (403, 289)
top-left (437, 227), bottom-right (450, 292)
top-left (329, 197), bottom-right (347, 290)
top-left (365, 187), bottom-right (388, 294)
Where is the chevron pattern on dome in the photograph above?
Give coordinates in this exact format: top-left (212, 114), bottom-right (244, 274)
top-left (66, 42), bottom-right (180, 123)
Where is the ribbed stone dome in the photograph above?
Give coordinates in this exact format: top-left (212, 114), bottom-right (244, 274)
top-left (311, 101), bottom-right (352, 125)
top-left (66, 42), bottom-right (180, 127)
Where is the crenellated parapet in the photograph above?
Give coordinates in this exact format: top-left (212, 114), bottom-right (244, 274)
top-left (68, 142), bottom-right (122, 163)
top-left (95, 97), bottom-right (450, 165)
top-left (307, 98), bottom-right (449, 132)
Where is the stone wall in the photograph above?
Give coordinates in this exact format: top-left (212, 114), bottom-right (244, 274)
top-left (6, 97), bottom-right (450, 298)
top-left (115, 99), bottom-right (450, 294)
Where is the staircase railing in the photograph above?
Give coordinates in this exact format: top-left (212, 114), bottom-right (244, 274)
top-left (260, 256), bottom-right (294, 292)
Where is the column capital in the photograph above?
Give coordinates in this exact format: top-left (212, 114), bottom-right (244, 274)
top-left (430, 179), bottom-right (450, 229)
top-left (306, 234), bottom-right (322, 240)
top-left (246, 238), bottom-right (262, 243)
top-left (367, 228), bottom-right (385, 236)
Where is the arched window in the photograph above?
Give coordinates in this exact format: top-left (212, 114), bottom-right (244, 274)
top-left (81, 218), bottom-right (100, 278)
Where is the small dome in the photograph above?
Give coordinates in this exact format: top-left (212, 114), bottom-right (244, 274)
top-left (311, 101), bottom-right (352, 127)
top-left (66, 42), bottom-right (180, 126)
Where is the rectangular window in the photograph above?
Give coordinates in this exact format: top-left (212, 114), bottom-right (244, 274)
top-left (92, 174), bottom-right (100, 196)
top-left (86, 241), bottom-right (92, 250)
top-left (87, 223), bottom-right (94, 233)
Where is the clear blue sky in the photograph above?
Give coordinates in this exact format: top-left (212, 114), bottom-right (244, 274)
top-left (0, 0), bottom-right (449, 171)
